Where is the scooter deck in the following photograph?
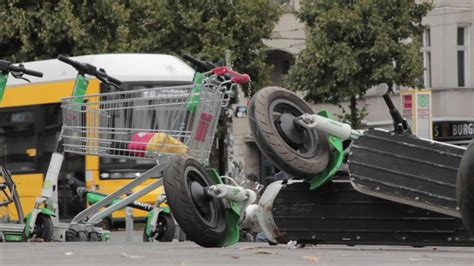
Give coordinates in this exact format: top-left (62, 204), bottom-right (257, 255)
top-left (272, 177), bottom-right (474, 246)
top-left (347, 129), bottom-right (464, 217)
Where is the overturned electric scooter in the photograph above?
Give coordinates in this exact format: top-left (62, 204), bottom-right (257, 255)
top-left (166, 85), bottom-right (474, 247)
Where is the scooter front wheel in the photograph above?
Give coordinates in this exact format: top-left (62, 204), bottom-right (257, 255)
top-left (163, 155), bottom-right (228, 247)
top-left (143, 212), bottom-right (175, 242)
top-left (249, 87), bottom-right (330, 179)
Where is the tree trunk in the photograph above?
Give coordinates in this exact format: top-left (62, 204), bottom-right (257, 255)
top-left (349, 96), bottom-right (359, 129)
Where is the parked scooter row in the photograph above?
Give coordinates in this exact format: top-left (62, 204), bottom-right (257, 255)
top-left (1, 56), bottom-right (173, 242)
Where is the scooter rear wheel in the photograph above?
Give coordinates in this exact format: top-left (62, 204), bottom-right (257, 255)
top-left (249, 87), bottom-right (330, 179)
top-left (163, 155), bottom-right (228, 247)
top-left (457, 140), bottom-right (474, 233)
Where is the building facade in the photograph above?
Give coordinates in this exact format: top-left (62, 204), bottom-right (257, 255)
top-left (231, 0), bottom-right (474, 182)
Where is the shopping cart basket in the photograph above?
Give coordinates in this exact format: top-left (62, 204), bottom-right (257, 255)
top-left (65, 67), bottom-right (250, 235)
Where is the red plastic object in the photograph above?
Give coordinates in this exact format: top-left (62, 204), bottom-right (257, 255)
top-left (128, 132), bottom-right (154, 156)
top-left (211, 66), bottom-right (250, 84)
top-left (194, 112), bottom-right (214, 142)
top-left (231, 74), bottom-right (250, 85)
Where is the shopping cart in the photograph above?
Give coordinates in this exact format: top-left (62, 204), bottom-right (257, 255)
top-left (64, 65), bottom-right (250, 240)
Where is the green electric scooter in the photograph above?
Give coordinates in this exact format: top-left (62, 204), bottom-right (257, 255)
top-left (0, 60), bottom-right (54, 242)
top-left (22, 55), bottom-right (121, 242)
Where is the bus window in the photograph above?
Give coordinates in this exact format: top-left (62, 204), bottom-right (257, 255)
top-left (0, 107), bottom-right (38, 173)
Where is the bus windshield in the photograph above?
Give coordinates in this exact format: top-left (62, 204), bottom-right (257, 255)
top-left (0, 107), bottom-right (39, 173)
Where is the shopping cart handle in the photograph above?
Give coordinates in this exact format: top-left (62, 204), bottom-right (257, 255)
top-left (231, 75), bottom-right (250, 85)
top-left (211, 66), bottom-right (250, 85)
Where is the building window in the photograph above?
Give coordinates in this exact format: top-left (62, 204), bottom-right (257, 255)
top-left (457, 26), bottom-right (469, 87)
top-left (422, 28), bottom-right (432, 88)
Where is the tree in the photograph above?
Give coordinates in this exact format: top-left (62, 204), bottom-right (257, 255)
top-left (0, 0), bottom-right (280, 174)
top-left (1, 0), bottom-right (280, 90)
top-left (286, 0), bottom-right (432, 128)
top-left (126, 0), bottom-right (280, 91)
top-left (0, 0), bottom-right (131, 62)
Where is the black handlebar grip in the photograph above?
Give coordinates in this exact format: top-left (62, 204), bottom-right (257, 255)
top-left (96, 69), bottom-right (121, 86)
top-left (57, 55), bottom-right (76, 66)
top-left (106, 75), bottom-right (121, 86)
top-left (57, 55), bottom-right (87, 73)
top-left (22, 68), bottom-right (43, 78)
top-left (6, 63), bottom-right (44, 78)
top-left (182, 54), bottom-right (216, 72)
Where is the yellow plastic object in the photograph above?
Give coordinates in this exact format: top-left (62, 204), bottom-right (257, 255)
top-left (26, 148), bottom-right (37, 157)
top-left (146, 133), bottom-right (187, 154)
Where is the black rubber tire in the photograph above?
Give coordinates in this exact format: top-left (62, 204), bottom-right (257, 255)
top-left (143, 213), bottom-right (176, 242)
top-left (457, 140), bottom-right (474, 234)
top-left (89, 232), bottom-right (99, 242)
top-left (77, 231), bottom-right (88, 242)
top-left (248, 86), bottom-right (330, 179)
top-left (156, 213), bottom-right (175, 242)
top-left (66, 229), bottom-right (78, 242)
top-left (34, 214), bottom-right (53, 242)
top-left (163, 155), bottom-right (228, 247)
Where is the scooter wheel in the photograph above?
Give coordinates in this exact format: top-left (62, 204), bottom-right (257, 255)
top-left (143, 213), bottom-right (175, 242)
top-left (89, 232), bottom-right (100, 242)
top-left (31, 214), bottom-right (53, 242)
top-left (163, 155), bottom-right (228, 247)
top-left (457, 140), bottom-right (474, 233)
top-left (77, 231), bottom-right (88, 241)
top-left (66, 229), bottom-right (78, 242)
top-left (248, 87), bottom-right (330, 179)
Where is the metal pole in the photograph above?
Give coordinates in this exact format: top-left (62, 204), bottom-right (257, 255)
top-left (125, 207), bottom-right (133, 242)
top-left (225, 49), bottom-right (232, 69)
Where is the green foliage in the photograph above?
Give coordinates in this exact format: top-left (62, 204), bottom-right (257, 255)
top-left (0, 0), bottom-right (131, 62)
top-left (286, 0), bottom-right (432, 127)
top-left (0, 0), bottom-right (280, 89)
top-left (126, 0), bottom-right (280, 90)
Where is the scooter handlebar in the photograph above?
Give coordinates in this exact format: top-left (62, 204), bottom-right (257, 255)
top-left (58, 55), bottom-right (121, 87)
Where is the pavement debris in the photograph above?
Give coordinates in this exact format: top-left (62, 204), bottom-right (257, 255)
top-left (287, 240), bottom-right (298, 250)
top-left (253, 249), bottom-right (277, 255)
top-left (303, 255), bottom-right (320, 262)
top-left (64, 252), bottom-right (73, 256)
top-left (239, 245), bottom-right (266, 250)
top-left (121, 252), bottom-right (145, 259)
top-left (409, 255), bottom-right (432, 262)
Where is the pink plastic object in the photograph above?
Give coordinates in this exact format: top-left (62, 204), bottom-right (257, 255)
top-left (211, 66), bottom-right (251, 85)
top-left (194, 112), bottom-right (214, 142)
top-left (128, 132), bottom-right (154, 156)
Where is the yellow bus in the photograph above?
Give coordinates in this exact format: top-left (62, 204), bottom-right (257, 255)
top-left (0, 54), bottom-right (194, 225)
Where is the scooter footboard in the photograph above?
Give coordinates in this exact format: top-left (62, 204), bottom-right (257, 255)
top-left (269, 177), bottom-right (474, 246)
top-left (348, 129), bottom-right (464, 217)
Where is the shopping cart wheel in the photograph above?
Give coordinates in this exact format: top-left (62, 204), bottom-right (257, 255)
top-left (164, 155), bottom-right (228, 247)
top-left (457, 140), bottom-right (474, 233)
top-left (249, 86), bottom-right (330, 179)
top-left (143, 212), bottom-right (175, 242)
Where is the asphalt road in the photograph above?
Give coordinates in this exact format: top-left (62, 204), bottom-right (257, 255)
top-left (1, 231), bottom-right (473, 265)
